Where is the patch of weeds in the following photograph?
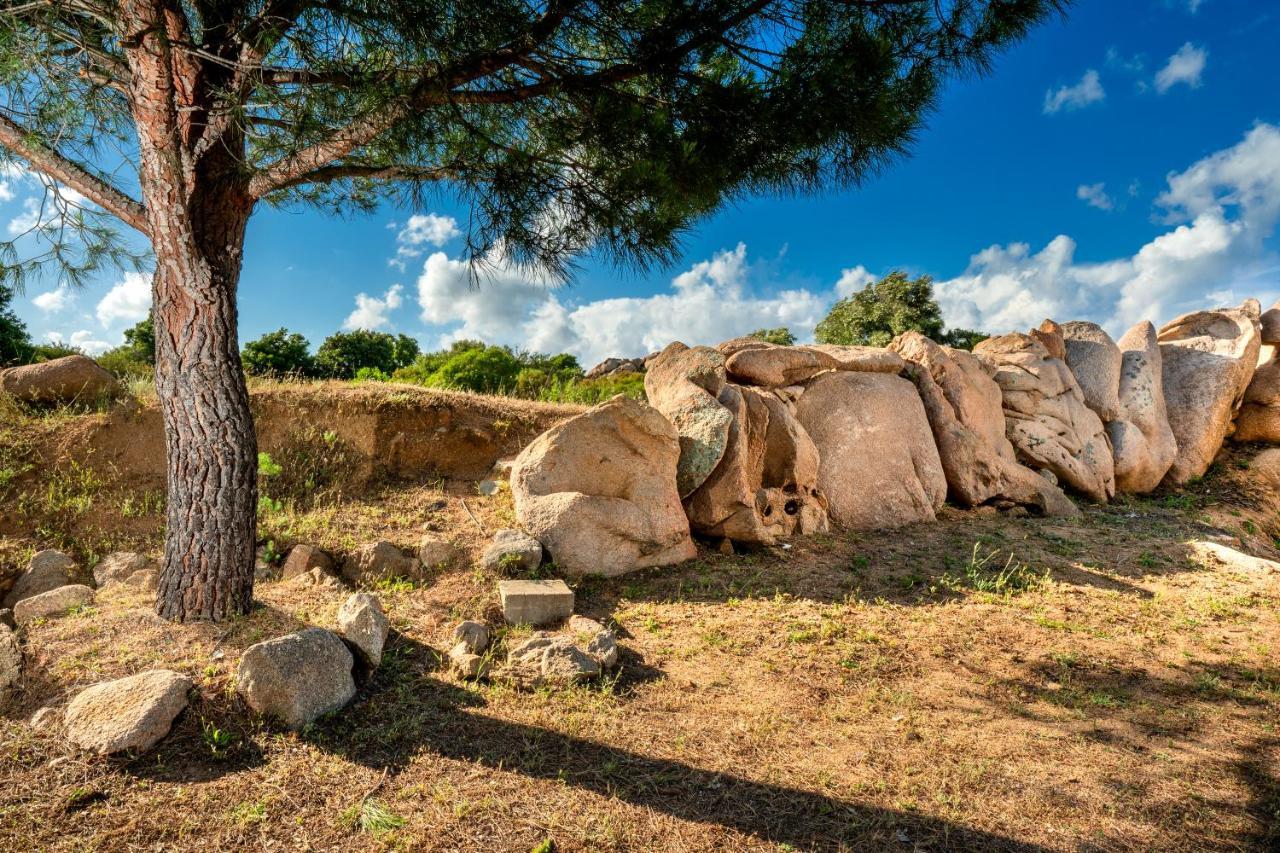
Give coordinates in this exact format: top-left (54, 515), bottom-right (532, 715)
top-left (1137, 551), bottom-right (1161, 568)
top-left (230, 800), bottom-right (267, 827)
top-left (119, 490), bottom-right (164, 517)
top-left (1242, 519), bottom-right (1258, 536)
top-left (848, 555), bottom-right (869, 573)
top-left (262, 427), bottom-right (357, 506)
top-left (374, 576), bottom-right (417, 594)
top-left (943, 543), bottom-right (1047, 597)
top-left (530, 839), bottom-right (555, 853)
top-left (202, 719), bottom-right (237, 757)
top-left (340, 797), bottom-right (405, 835)
top-left (28, 461), bottom-right (105, 515)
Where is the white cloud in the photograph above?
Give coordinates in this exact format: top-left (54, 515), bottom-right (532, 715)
top-left (1043, 70), bottom-right (1105, 114)
top-left (46, 329), bottom-right (112, 356)
top-left (415, 242), bottom-right (830, 365)
top-left (343, 283), bottom-right (404, 330)
top-left (1155, 43), bottom-right (1207, 93)
top-left (95, 271), bottom-right (152, 327)
top-left (935, 123), bottom-right (1280, 337)
top-left (1076, 182), bottom-right (1114, 211)
top-left (834, 265), bottom-right (876, 297)
top-left (390, 213), bottom-right (461, 269)
top-left (31, 285), bottom-right (75, 313)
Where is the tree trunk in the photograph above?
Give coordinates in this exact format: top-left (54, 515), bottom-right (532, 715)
top-left (151, 187), bottom-right (258, 621)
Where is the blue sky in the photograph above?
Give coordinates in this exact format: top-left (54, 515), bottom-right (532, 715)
top-left (10, 0), bottom-right (1280, 366)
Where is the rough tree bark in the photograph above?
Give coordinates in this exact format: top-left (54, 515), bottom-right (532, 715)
top-left (125, 0), bottom-right (259, 621)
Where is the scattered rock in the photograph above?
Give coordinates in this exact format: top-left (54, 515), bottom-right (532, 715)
top-left (336, 593), bottom-right (390, 669)
top-left (1110, 322), bottom-right (1178, 493)
top-left (0, 625), bottom-right (21, 701)
top-left (341, 541), bottom-right (421, 586)
top-left (506, 633), bottom-right (601, 685)
top-left (500, 579), bottom-right (574, 626)
top-left (511, 396), bottom-right (696, 577)
top-left (568, 616), bottom-right (620, 668)
top-left (975, 331), bottom-right (1115, 503)
top-left (92, 552), bottom-right (155, 588)
top-left (1188, 540), bottom-right (1279, 573)
top-left (452, 620), bottom-right (490, 654)
top-left (64, 669), bottom-right (192, 755)
top-left (477, 479), bottom-right (500, 496)
top-left (1159, 301), bottom-right (1262, 484)
top-left (0, 354), bottom-right (117, 404)
top-left (236, 628), bottom-right (356, 730)
top-left (3, 550), bottom-right (78, 609)
top-left (643, 342), bottom-right (733, 496)
top-left (1060, 321), bottom-right (1123, 422)
top-left (29, 706), bottom-right (60, 731)
top-left (290, 567), bottom-right (342, 589)
top-left (417, 535), bottom-right (463, 571)
top-left (585, 356), bottom-right (646, 379)
top-left (890, 332), bottom-right (1078, 516)
top-left (793, 371), bottom-right (947, 529)
top-left (281, 544), bottom-right (336, 581)
top-left (13, 584), bottom-right (94, 625)
top-left (480, 529), bottom-right (543, 574)
top-left (448, 643), bottom-right (489, 680)
top-left (684, 383), bottom-right (829, 544)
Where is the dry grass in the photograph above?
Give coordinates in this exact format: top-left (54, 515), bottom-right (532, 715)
top-left (1, 397), bottom-right (1278, 851)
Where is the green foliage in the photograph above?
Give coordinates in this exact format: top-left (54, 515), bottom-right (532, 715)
top-left (340, 798), bottom-right (404, 836)
top-left (815, 271), bottom-right (944, 347)
top-left (394, 342), bottom-right (586, 397)
top-left (749, 327), bottom-right (796, 346)
top-left (121, 314), bottom-right (155, 361)
top-left (816, 271), bottom-right (987, 349)
top-left (0, 283), bottom-right (30, 366)
top-left (942, 543), bottom-right (1047, 597)
top-left (354, 366), bottom-right (389, 382)
top-left (539, 372), bottom-right (647, 405)
top-left (424, 345), bottom-right (522, 394)
top-left (242, 328), bottom-right (315, 377)
top-left (26, 342), bottom-right (80, 362)
top-left (314, 331), bottom-right (419, 380)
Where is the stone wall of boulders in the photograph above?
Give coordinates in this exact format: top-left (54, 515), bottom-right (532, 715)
top-left (511, 298), bottom-right (1280, 576)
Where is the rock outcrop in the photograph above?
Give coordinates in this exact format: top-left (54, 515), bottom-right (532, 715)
top-left (975, 331), bottom-right (1115, 503)
top-left (793, 371), bottom-right (947, 529)
top-left (64, 670), bottom-right (191, 755)
top-left (890, 332), bottom-right (1078, 516)
top-left (236, 628), bottom-right (356, 730)
top-left (511, 396), bottom-right (696, 577)
top-left (1060, 321), bottom-right (1123, 422)
top-left (0, 354), bottom-right (116, 404)
top-left (643, 343), bottom-right (733, 496)
top-left (1235, 352), bottom-right (1280, 443)
top-left (1158, 301), bottom-right (1262, 484)
top-left (683, 383), bottom-right (828, 544)
top-left (1109, 322), bottom-right (1178, 492)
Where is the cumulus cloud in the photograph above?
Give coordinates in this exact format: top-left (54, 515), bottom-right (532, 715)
top-left (390, 213), bottom-right (461, 270)
top-left (1155, 43), bottom-right (1207, 93)
top-left (31, 284), bottom-right (75, 313)
top-left (834, 265), bottom-right (876, 297)
top-left (1043, 70), bottom-right (1105, 114)
top-left (935, 123), bottom-right (1280, 337)
top-left (95, 271), bottom-right (152, 327)
top-left (415, 242), bottom-right (830, 365)
top-left (46, 329), bottom-right (112, 356)
top-left (343, 283), bottom-right (404, 330)
top-left (1076, 182), bottom-right (1115, 211)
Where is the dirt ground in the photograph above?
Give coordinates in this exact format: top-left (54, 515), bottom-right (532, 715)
top-left (1, 387), bottom-right (1278, 851)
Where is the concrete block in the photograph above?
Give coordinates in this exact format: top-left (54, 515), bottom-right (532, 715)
top-left (499, 579), bottom-right (574, 627)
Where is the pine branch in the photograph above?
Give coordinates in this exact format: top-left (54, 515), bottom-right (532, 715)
top-left (0, 110), bottom-right (148, 235)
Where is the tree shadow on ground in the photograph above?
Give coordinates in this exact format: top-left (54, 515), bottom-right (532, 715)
top-left (295, 635), bottom-right (1048, 851)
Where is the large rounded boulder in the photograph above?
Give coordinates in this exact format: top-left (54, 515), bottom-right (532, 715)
top-left (1158, 301), bottom-right (1261, 484)
top-left (793, 371), bottom-right (946, 529)
top-left (511, 396), bottom-right (696, 577)
top-left (643, 342), bottom-right (733, 496)
top-left (0, 354), bottom-right (116, 403)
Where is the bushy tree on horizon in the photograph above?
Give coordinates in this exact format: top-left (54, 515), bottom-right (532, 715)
top-left (315, 330), bottom-right (419, 380)
top-left (815, 271), bottom-right (986, 349)
top-left (0, 283), bottom-right (30, 366)
top-left (0, 0), bottom-right (1064, 620)
top-left (242, 328), bottom-right (315, 377)
top-left (749, 327), bottom-right (796, 346)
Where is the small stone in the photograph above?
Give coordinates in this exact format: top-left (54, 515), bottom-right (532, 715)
top-left (499, 579), bottom-right (574, 626)
top-left (64, 669), bottom-right (191, 755)
top-left (481, 529), bottom-right (543, 574)
top-left (505, 634), bottom-right (602, 685)
top-left (281, 544), bottom-right (336, 580)
top-left (452, 620), bottom-right (490, 654)
top-left (336, 593), bottom-right (390, 668)
top-left (3, 550), bottom-right (78, 609)
top-left (567, 615), bottom-right (606, 635)
top-left (718, 538), bottom-right (735, 556)
top-left (477, 480), bottom-right (499, 496)
top-left (236, 628), bottom-right (356, 730)
top-left (92, 552), bottom-right (154, 588)
top-left (586, 630), bottom-right (619, 668)
top-left (13, 584), bottom-right (94, 625)
top-left (448, 643), bottom-right (489, 680)
top-left (341, 541), bottom-right (422, 586)
top-left (0, 625), bottom-right (21, 700)
top-left (29, 706), bottom-right (60, 730)
top-left (290, 567), bottom-right (342, 589)
top-left (417, 535), bottom-right (462, 571)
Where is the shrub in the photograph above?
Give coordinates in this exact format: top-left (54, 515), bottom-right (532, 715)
top-left (0, 283), bottom-right (31, 366)
top-left (749, 327), bottom-right (795, 345)
top-left (242, 328), bottom-right (314, 377)
top-left (314, 330), bottom-right (419, 379)
top-left (539, 372), bottom-right (647, 404)
top-left (354, 366), bottom-right (388, 381)
top-left (95, 347), bottom-right (153, 380)
top-left (424, 345), bottom-right (522, 393)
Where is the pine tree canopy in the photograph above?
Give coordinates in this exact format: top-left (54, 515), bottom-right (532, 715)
top-left (0, 0), bottom-right (1065, 285)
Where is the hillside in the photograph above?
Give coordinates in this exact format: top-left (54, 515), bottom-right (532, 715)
top-left (1, 382), bottom-right (1278, 850)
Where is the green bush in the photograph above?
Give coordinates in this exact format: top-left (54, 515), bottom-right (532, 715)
top-left (749, 327), bottom-right (795, 345)
top-left (96, 347), bottom-right (153, 380)
top-left (538, 372), bottom-right (646, 404)
top-left (424, 345), bottom-right (521, 393)
top-left (242, 328), bottom-right (314, 377)
top-left (354, 366), bottom-right (389, 382)
top-left (314, 330), bottom-right (419, 379)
